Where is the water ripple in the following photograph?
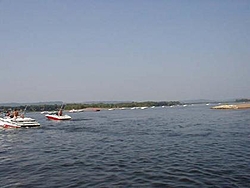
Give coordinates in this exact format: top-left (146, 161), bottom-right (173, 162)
top-left (1, 107), bottom-right (250, 187)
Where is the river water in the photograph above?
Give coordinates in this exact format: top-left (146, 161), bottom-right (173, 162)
top-left (1, 104), bottom-right (250, 187)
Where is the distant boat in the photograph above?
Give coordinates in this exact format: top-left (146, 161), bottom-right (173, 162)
top-left (41, 111), bottom-right (49, 114)
top-left (69, 109), bottom-right (84, 113)
top-left (69, 109), bottom-right (77, 113)
top-left (41, 111), bottom-right (57, 114)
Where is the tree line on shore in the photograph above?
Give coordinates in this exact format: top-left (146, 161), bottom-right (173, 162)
top-left (235, 98), bottom-right (250, 102)
top-left (0, 101), bottom-right (181, 112)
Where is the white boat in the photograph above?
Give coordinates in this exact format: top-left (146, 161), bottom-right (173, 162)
top-left (69, 109), bottom-right (84, 113)
top-left (0, 116), bottom-right (40, 128)
top-left (69, 109), bottom-right (78, 113)
top-left (41, 110), bottom-right (57, 114)
top-left (45, 114), bottom-right (71, 121)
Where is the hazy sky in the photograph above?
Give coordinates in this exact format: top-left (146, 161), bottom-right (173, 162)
top-left (1, 0), bottom-right (249, 103)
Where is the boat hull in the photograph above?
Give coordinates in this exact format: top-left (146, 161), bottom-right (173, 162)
top-left (45, 114), bottom-right (71, 120)
top-left (0, 117), bottom-right (40, 128)
top-left (1, 122), bottom-right (21, 128)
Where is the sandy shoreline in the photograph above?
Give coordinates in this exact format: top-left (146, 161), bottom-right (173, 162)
top-left (211, 103), bottom-right (250, 109)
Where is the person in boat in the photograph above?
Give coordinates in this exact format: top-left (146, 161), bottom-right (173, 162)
top-left (5, 110), bottom-right (11, 117)
top-left (9, 110), bottom-right (14, 118)
top-left (58, 109), bottom-right (63, 116)
top-left (13, 109), bottom-right (19, 118)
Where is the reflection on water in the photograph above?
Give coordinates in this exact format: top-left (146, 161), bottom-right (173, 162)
top-left (1, 105), bottom-right (250, 187)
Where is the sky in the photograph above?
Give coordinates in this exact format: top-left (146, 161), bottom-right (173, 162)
top-left (0, 0), bottom-right (250, 103)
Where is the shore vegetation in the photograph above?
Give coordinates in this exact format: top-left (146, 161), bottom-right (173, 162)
top-left (0, 101), bottom-right (181, 112)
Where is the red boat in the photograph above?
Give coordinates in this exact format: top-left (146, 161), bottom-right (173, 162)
top-left (45, 114), bottom-right (71, 121)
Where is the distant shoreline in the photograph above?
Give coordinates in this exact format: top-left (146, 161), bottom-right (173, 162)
top-left (1, 100), bottom-right (250, 112)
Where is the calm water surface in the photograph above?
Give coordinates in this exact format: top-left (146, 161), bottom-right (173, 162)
top-left (1, 105), bottom-right (250, 187)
